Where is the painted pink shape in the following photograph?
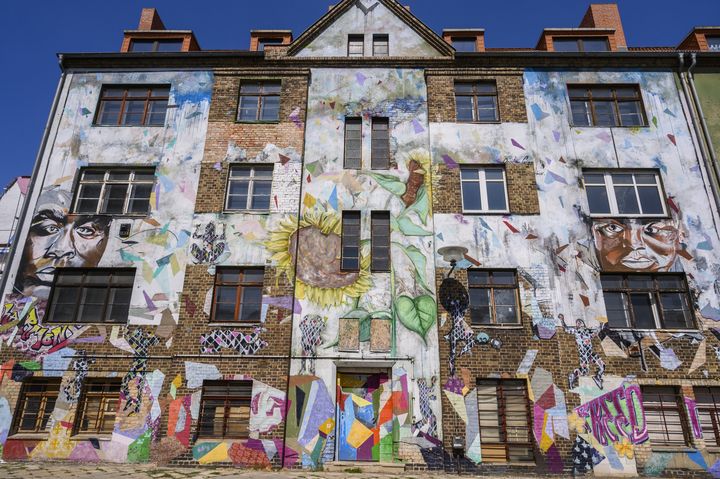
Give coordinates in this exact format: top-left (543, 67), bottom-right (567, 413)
top-left (511, 138), bottom-right (525, 150)
top-left (667, 133), bottom-right (677, 146)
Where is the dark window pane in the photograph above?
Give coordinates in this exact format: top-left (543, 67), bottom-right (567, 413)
top-left (627, 275), bottom-right (653, 288)
top-left (659, 293), bottom-right (692, 329)
top-left (238, 96), bottom-right (259, 121)
top-left (586, 185), bottom-right (611, 214)
top-left (452, 38), bottom-right (476, 52)
top-left (122, 100), bottom-right (146, 125)
top-left (146, 100), bottom-right (168, 125)
top-left (637, 186), bottom-right (664, 215)
top-left (462, 181), bottom-right (482, 211)
top-left (593, 100), bottom-right (618, 126)
top-left (614, 186), bottom-right (640, 214)
top-left (604, 292), bottom-right (630, 328)
top-left (260, 96), bottom-right (280, 121)
top-left (102, 184), bottom-right (129, 214)
top-left (97, 101), bottom-right (122, 125)
top-left (618, 101), bottom-right (644, 126)
top-left (468, 270), bottom-right (490, 285)
top-left (492, 271), bottom-right (515, 285)
top-left (130, 40), bottom-right (155, 52)
top-left (486, 181), bottom-right (507, 211)
top-left (553, 38), bottom-right (580, 52)
top-left (156, 40), bottom-right (183, 52)
top-left (629, 293), bottom-right (656, 328)
top-left (460, 167), bottom-right (479, 180)
top-left (570, 100), bottom-right (592, 126)
top-left (128, 184), bottom-right (153, 214)
top-left (583, 38), bottom-right (609, 51)
top-left (476, 96), bottom-right (498, 122)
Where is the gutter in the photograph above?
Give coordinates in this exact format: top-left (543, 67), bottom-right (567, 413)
top-left (0, 57), bottom-right (67, 299)
top-left (686, 52), bottom-right (720, 185)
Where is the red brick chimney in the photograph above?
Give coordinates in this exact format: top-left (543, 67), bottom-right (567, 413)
top-left (579, 4), bottom-right (627, 50)
top-left (138, 8), bottom-right (166, 31)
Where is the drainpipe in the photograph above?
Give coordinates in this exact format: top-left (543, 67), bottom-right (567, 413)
top-left (0, 57), bottom-right (67, 300)
top-left (677, 52), bottom-right (720, 216)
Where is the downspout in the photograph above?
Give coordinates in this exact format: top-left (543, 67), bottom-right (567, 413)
top-left (687, 52), bottom-right (720, 187)
top-left (677, 52), bottom-right (720, 215)
top-left (0, 56), bottom-right (67, 299)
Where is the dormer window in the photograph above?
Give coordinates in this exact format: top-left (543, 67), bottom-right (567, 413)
top-left (708, 36), bottom-right (720, 52)
top-left (553, 37), bottom-right (609, 52)
top-left (451, 37), bottom-right (476, 52)
top-left (129, 39), bottom-right (184, 52)
top-left (373, 34), bottom-right (389, 57)
top-left (348, 35), bottom-right (364, 57)
top-left (258, 38), bottom-right (283, 51)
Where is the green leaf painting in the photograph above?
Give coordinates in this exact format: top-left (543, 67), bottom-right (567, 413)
top-left (392, 216), bottom-right (432, 236)
top-left (405, 184), bottom-right (430, 225)
top-left (395, 295), bottom-right (436, 343)
top-left (367, 172), bottom-right (407, 196)
top-left (393, 242), bottom-right (431, 293)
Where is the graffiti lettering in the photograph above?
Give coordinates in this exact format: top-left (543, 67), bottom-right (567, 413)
top-left (575, 383), bottom-right (647, 446)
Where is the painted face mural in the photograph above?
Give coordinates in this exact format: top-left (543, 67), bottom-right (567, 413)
top-left (592, 218), bottom-right (681, 272)
top-left (14, 189), bottom-right (111, 299)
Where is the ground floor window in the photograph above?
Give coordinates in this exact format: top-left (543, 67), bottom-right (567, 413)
top-left (476, 378), bottom-right (535, 463)
top-left (695, 386), bottom-right (720, 447)
top-left (197, 380), bottom-right (252, 438)
top-left (11, 378), bottom-right (61, 434)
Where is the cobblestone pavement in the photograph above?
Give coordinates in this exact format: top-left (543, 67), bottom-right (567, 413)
top-left (0, 462), bottom-right (553, 479)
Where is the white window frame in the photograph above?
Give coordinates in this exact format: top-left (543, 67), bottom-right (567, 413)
top-left (460, 166), bottom-right (510, 214)
top-left (73, 167), bottom-right (156, 216)
top-left (225, 164), bottom-right (274, 212)
top-left (584, 170), bottom-right (667, 217)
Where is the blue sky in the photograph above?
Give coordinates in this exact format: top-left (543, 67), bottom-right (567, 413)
top-left (1, 0), bottom-right (718, 190)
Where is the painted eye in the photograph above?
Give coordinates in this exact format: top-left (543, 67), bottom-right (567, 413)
top-left (599, 223), bottom-right (624, 235)
top-left (75, 226), bottom-right (97, 238)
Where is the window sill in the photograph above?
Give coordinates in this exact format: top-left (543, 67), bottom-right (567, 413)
top-left (589, 214), bottom-right (671, 220)
top-left (472, 324), bottom-right (523, 329)
top-left (92, 124), bottom-right (166, 128)
top-left (45, 321), bottom-right (128, 326)
top-left (71, 213), bottom-right (151, 219)
top-left (651, 446), bottom-right (696, 453)
top-left (208, 322), bottom-right (262, 327)
top-left (71, 434), bottom-right (113, 441)
top-left (570, 124), bottom-right (649, 129)
top-left (462, 211), bottom-right (511, 215)
top-left (608, 327), bottom-right (700, 334)
top-left (456, 121), bottom-right (502, 125)
top-left (234, 120), bottom-right (280, 125)
top-left (8, 433), bottom-right (50, 440)
top-left (222, 209), bottom-right (271, 215)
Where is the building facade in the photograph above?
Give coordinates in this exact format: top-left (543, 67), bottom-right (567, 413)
top-left (1, 1), bottom-right (720, 476)
top-left (0, 177), bottom-right (30, 281)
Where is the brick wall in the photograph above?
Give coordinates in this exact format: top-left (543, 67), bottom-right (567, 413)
top-left (426, 70), bottom-right (527, 124)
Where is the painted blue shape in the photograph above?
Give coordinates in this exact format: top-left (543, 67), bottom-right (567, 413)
top-left (436, 232), bottom-right (444, 241)
top-left (328, 186), bottom-right (338, 211)
top-left (663, 108), bottom-right (677, 118)
top-left (355, 403), bottom-right (374, 427)
top-left (545, 170), bottom-right (568, 185)
top-left (553, 130), bottom-right (561, 142)
top-left (687, 450), bottom-right (707, 469)
top-left (531, 103), bottom-right (550, 121)
top-left (604, 444), bottom-right (623, 470)
top-left (701, 303), bottom-right (720, 321)
top-left (177, 229), bottom-right (191, 248)
top-left (652, 155), bottom-right (668, 174)
top-left (337, 395), bottom-right (357, 461)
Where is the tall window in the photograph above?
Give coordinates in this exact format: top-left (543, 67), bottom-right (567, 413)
top-left (226, 165), bottom-right (273, 211)
top-left (74, 378), bottom-right (121, 435)
top-left (11, 378), bottom-right (61, 434)
top-left (553, 37), bottom-right (609, 52)
top-left (237, 82), bottom-right (281, 122)
top-left (455, 82), bottom-right (499, 122)
top-left (460, 166), bottom-right (508, 213)
top-left (601, 274), bottom-right (694, 330)
top-left (212, 267), bottom-right (264, 323)
top-left (47, 269), bottom-right (135, 324)
top-left (371, 212), bottom-right (390, 271)
top-left (344, 117), bottom-right (362, 169)
top-left (568, 84), bottom-right (646, 127)
top-left (477, 379), bottom-right (534, 463)
top-left (452, 37), bottom-right (477, 52)
top-left (695, 387), bottom-right (720, 446)
top-left (371, 118), bottom-right (390, 169)
top-left (129, 39), bottom-right (184, 52)
top-left (198, 381), bottom-right (252, 438)
top-left (468, 270), bottom-right (520, 325)
top-left (95, 85), bottom-right (170, 126)
top-left (341, 212), bottom-right (361, 271)
top-left (584, 170), bottom-right (665, 216)
top-left (642, 386), bottom-right (690, 447)
top-left (373, 34), bottom-right (389, 56)
top-left (348, 34), bottom-right (364, 57)
top-left (73, 167), bottom-right (155, 215)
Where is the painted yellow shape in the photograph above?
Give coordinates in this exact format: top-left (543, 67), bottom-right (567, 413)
top-left (303, 193), bottom-right (316, 208)
top-left (198, 442), bottom-right (229, 464)
top-left (172, 374), bottom-right (183, 389)
top-left (346, 420), bottom-right (373, 449)
top-left (539, 414), bottom-right (553, 452)
top-left (351, 394), bottom-right (372, 408)
top-left (319, 418), bottom-right (335, 435)
top-left (443, 390), bottom-right (467, 424)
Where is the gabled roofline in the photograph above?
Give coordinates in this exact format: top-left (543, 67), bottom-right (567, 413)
top-left (286, 0), bottom-right (454, 57)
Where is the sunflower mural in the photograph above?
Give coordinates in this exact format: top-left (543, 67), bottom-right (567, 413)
top-left (265, 209), bottom-right (372, 308)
